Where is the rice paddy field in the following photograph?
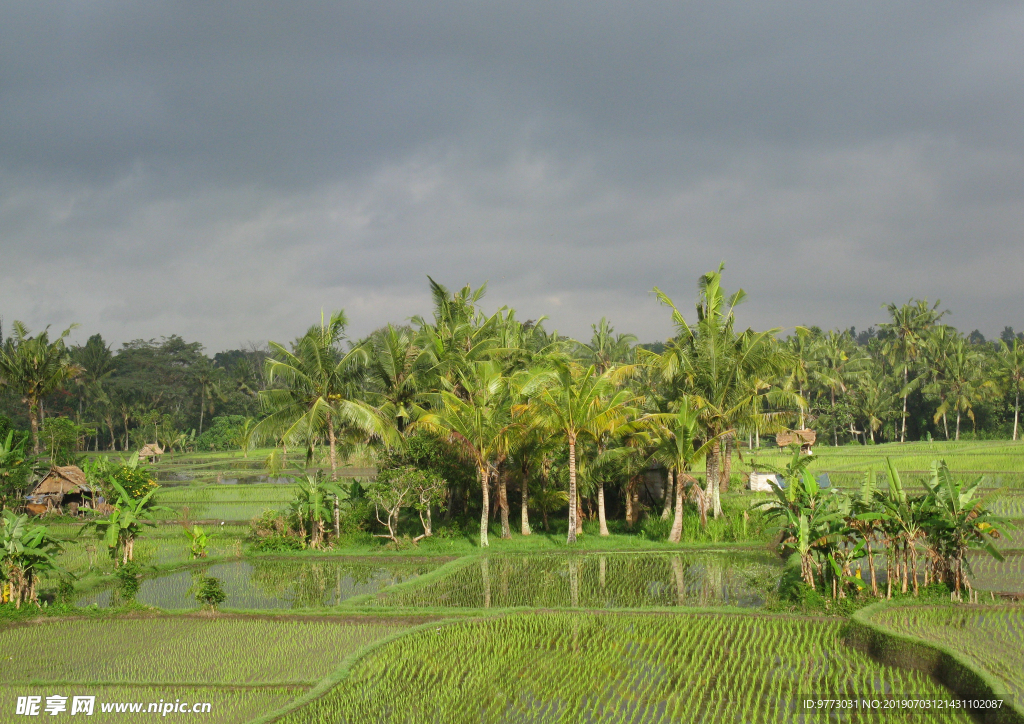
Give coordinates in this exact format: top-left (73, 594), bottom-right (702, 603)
top-left (868, 605), bottom-right (1024, 708)
top-left (7, 440), bottom-right (1023, 723)
top-left (0, 617), bottom-right (422, 723)
top-left (277, 612), bottom-right (972, 724)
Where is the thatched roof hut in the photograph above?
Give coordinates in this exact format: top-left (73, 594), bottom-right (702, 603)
top-left (32, 465), bottom-right (90, 496)
top-left (776, 429), bottom-right (816, 450)
top-left (138, 443), bottom-right (164, 462)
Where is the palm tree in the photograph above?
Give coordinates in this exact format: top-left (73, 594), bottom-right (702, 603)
top-left (576, 318), bottom-right (636, 374)
top-left (810, 331), bottom-right (870, 445)
top-left (881, 300), bottom-right (945, 442)
top-left (933, 338), bottom-right (990, 440)
top-left (646, 266), bottom-right (787, 516)
top-left (0, 322), bottom-right (83, 453)
top-left (856, 374), bottom-right (897, 443)
top-left (364, 324), bottom-right (427, 434)
top-left (415, 360), bottom-right (515, 547)
top-left (256, 311), bottom-right (388, 480)
top-left (192, 360), bottom-right (225, 437)
top-left (995, 338), bottom-right (1024, 440)
top-left (521, 361), bottom-right (634, 544)
top-left (651, 400), bottom-right (722, 542)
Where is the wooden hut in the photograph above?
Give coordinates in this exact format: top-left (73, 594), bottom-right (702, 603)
top-left (26, 465), bottom-right (94, 516)
top-left (138, 443), bottom-right (164, 462)
top-left (775, 429), bottom-right (816, 454)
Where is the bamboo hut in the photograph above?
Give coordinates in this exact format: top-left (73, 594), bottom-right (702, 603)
top-left (26, 465), bottom-right (94, 516)
top-left (775, 429), bottom-right (816, 454)
top-left (138, 443), bottom-right (164, 462)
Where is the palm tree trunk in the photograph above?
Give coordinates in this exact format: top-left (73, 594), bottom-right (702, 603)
top-left (798, 388), bottom-right (805, 429)
top-left (704, 442), bottom-right (719, 523)
top-left (479, 465), bottom-right (490, 547)
top-left (866, 537), bottom-right (878, 597)
top-left (955, 411), bottom-right (961, 441)
top-left (1014, 388), bottom-right (1020, 441)
top-left (567, 437), bottom-right (578, 544)
top-left (199, 387), bottom-right (205, 436)
top-left (326, 412), bottom-right (340, 537)
top-left (498, 469), bottom-right (511, 539)
top-left (520, 460), bottom-right (531, 536)
top-left (719, 436), bottom-right (732, 493)
top-left (942, 412), bottom-right (949, 440)
top-left (901, 366), bottom-right (908, 443)
top-left (660, 469), bottom-right (673, 520)
top-left (668, 470), bottom-right (686, 543)
top-left (28, 400), bottom-right (40, 454)
top-left (575, 492), bottom-right (583, 535)
top-left (597, 481), bottom-right (609, 536)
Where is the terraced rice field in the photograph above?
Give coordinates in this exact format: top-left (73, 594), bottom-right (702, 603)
top-left (280, 612), bottom-right (970, 724)
top-left (0, 617), bottom-right (419, 723)
top-left (78, 558), bottom-right (439, 610)
top-left (367, 552), bottom-right (780, 609)
top-left (869, 605), bottom-right (1024, 707)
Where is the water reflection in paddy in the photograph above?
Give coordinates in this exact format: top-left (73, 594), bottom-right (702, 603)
top-left (78, 557), bottom-right (438, 610)
top-left (371, 551), bottom-right (782, 609)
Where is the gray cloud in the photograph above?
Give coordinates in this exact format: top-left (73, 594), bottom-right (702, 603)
top-left (2, 1), bottom-right (1022, 350)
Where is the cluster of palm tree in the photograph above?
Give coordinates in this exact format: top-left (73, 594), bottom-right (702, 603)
top-left (249, 269), bottom-right (801, 547)
top-left (785, 301), bottom-right (1024, 444)
top-left (760, 452), bottom-right (1006, 600)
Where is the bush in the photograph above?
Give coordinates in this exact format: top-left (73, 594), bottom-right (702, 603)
top-left (112, 465), bottom-right (158, 499)
top-left (194, 576), bottom-right (227, 609)
top-left (114, 562), bottom-right (142, 603)
top-left (194, 415), bottom-right (247, 452)
top-left (248, 510), bottom-right (304, 552)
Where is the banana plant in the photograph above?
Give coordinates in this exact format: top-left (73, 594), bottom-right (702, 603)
top-left (921, 460), bottom-right (1008, 596)
top-left (1, 510), bottom-right (63, 608)
top-left (83, 479), bottom-right (168, 565)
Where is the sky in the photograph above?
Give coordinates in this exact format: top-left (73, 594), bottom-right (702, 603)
top-left (2, 1), bottom-right (1023, 352)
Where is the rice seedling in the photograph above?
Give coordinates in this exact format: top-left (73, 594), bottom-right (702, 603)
top-left (77, 558), bottom-right (436, 609)
top-left (280, 612), bottom-right (971, 723)
top-left (367, 552), bottom-right (781, 610)
top-left (870, 605), bottom-right (1024, 706)
top-left (0, 618), bottom-right (412, 685)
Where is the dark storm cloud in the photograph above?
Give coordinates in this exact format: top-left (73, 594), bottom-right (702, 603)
top-left (1, 1), bottom-right (1023, 349)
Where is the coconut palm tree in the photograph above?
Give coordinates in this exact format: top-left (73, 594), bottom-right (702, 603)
top-left (932, 338), bottom-right (991, 440)
top-left (521, 361), bottom-right (635, 543)
top-left (646, 266), bottom-right (787, 516)
top-left (415, 360), bottom-right (516, 547)
top-left (256, 311), bottom-right (389, 480)
top-left (576, 318), bottom-right (636, 374)
top-left (995, 338), bottom-right (1024, 441)
top-left (364, 324), bottom-right (428, 434)
top-left (881, 300), bottom-right (945, 442)
top-left (0, 322), bottom-right (83, 453)
top-left (651, 399), bottom-right (724, 542)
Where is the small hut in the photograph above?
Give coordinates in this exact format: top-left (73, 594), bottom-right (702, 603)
top-left (748, 471), bottom-right (783, 492)
top-left (26, 465), bottom-right (94, 516)
top-left (138, 443), bottom-right (164, 462)
top-left (776, 429), bottom-right (816, 454)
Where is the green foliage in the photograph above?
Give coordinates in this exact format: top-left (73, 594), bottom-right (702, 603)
top-left (194, 575), bottom-right (227, 608)
top-left (248, 509), bottom-right (305, 552)
top-left (638, 514), bottom-right (672, 540)
top-left (195, 415), bottom-right (247, 451)
top-left (40, 416), bottom-right (87, 465)
top-left (0, 510), bottom-right (63, 607)
top-left (0, 430), bottom-right (34, 510)
top-left (183, 524), bottom-right (210, 558)
top-left (111, 464), bottom-right (158, 499)
top-left (113, 561), bottom-right (142, 602)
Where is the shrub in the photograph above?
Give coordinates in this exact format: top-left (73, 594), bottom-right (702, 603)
top-left (114, 562), bottom-right (142, 603)
top-left (194, 576), bottom-right (227, 609)
top-left (638, 515), bottom-right (673, 540)
top-left (112, 465), bottom-right (158, 499)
